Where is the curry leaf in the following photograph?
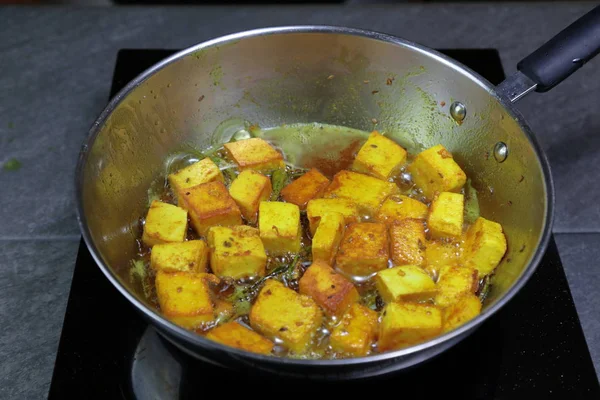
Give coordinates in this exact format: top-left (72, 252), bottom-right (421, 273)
top-left (464, 178), bottom-right (480, 224)
top-left (270, 168), bottom-right (288, 200)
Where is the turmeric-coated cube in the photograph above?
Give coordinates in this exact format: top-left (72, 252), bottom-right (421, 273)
top-left (378, 302), bottom-right (442, 351)
top-left (427, 192), bottom-right (464, 239)
top-left (389, 219), bottom-right (427, 267)
top-left (462, 217), bottom-right (507, 277)
top-left (142, 200), bottom-right (188, 247)
top-left (205, 321), bottom-right (274, 355)
top-left (298, 261), bottom-right (359, 317)
top-left (249, 279), bottom-right (323, 353)
top-left (258, 201), bottom-right (301, 255)
top-left (376, 195), bottom-right (429, 225)
top-left (351, 131), bottom-right (408, 180)
top-left (435, 265), bottom-right (479, 308)
top-left (407, 144), bottom-right (467, 199)
top-left (168, 158), bottom-right (224, 204)
top-left (207, 225), bottom-right (267, 279)
top-left (330, 303), bottom-right (379, 356)
top-left (335, 222), bottom-right (390, 277)
top-left (280, 168), bottom-right (330, 210)
top-left (223, 138), bottom-right (285, 172)
top-left (375, 265), bottom-right (436, 303)
top-left (424, 240), bottom-right (460, 278)
top-left (311, 212), bottom-right (345, 265)
top-left (306, 198), bottom-right (360, 235)
top-left (182, 181), bottom-right (242, 236)
top-left (442, 294), bottom-right (482, 333)
top-left (229, 170), bottom-right (272, 224)
top-left (150, 240), bottom-right (208, 273)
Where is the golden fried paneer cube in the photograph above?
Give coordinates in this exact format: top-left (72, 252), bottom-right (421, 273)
top-left (375, 265), bottom-right (436, 303)
top-left (376, 195), bottom-right (429, 225)
top-left (427, 192), bottom-right (464, 239)
top-left (462, 217), bottom-right (507, 276)
top-left (378, 302), bottom-right (442, 351)
top-left (330, 303), bottom-right (379, 356)
top-left (351, 131), bottom-right (408, 180)
top-left (323, 170), bottom-right (400, 215)
top-left (298, 261), bottom-right (359, 317)
top-left (389, 218), bottom-right (427, 267)
top-left (205, 321), bottom-right (274, 355)
top-left (223, 138), bottom-right (285, 172)
top-left (150, 240), bottom-right (208, 273)
top-left (424, 240), bottom-right (460, 278)
top-left (182, 181), bottom-right (242, 236)
top-left (435, 265), bottom-right (479, 308)
top-left (207, 225), bottom-right (267, 279)
top-left (335, 222), bottom-right (390, 277)
top-left (142, 200), bottom-right (188, 247)
top-left (168, 158), bottom-right (224, 204)
top-left (442, 294), bottom-right (482, 333)
top-left (155, 271), bottom-right (217, 329)
top-left (249, 279), bottom-right (323, 353)
top-left (312, 212), bottom-right (345, 265)
top-left (306, 198), bottom-right (360, 235)
top-left (280, 168), bottom-right (330, 210)
top-left (229, 170), bottom-right (272, 224)
top-left (258, 201), bottom-right (301, 255)
top-left (407, 144), bottom-right (467, 199)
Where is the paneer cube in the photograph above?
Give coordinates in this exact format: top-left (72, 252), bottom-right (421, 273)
top-left (298, 261), bottom-right (359, 317)
top-left (311, 212), bottom-right (345, 265)
top-left (323, 170), bottom-right (400, 215)
top-left (407, 144), bottom-right (467, 199)
top-left (142, 200), bottom-right (188, 247)
top-left (462, 217), bottom-right (507, 276)
top-left (330, 303), bottom-right (379, 356)
top-left (378, 302), bottom-right (442, 351)
top-left (223, 138), bottom-right (285, 172)
top-left (427, 192), bottom-right (464, 239)
top-left (389, 219), bottom-right (427, 267)
top-left (205, 321), bottom-right (274, 355)
top-left (335, 222), bottom-right (390, 277)
top-left (375, 265), bottom-right (436, 303)
top-left (155, 271), bottom-right (218, 329)
top-left (442, 294), bottom-right (482, 333)
top-left (207, 225), bottom-right (267, 279)
top-left (229, 170), bottom-right (272, 224)
top-left (424, 240), bottom-right (460, 279)
top-left (181, 181), bottom-right (242, 236)
top-left (249, 279), bottom-right (323, 353)
top-left (376, 195), bottom-right (429, 225)
top-left (280, 168), bottom-right (330, 210)
top-left (351, 130), bottom-right (408, 180)
top-left (150, 240), bottom-right (208, 273)
top-left (168, 158), bottom-right (224, 204)
top-left (306, 198), bottom-right (360, 235)
top-left (258, 201), bottom-right (301, 255)
top-left (435, 265), bottom-right (479, 308)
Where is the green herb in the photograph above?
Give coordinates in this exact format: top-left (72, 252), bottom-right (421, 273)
top-left (464, 178), bottom-right (480, 224)
top-left (3, 158), bottom-right (21, 171)
top-left (270, 168), bottom-right (288, 200)
top-left (129, 260), bottom-right (152, 298)
top-left (361, 289), bottom-right (379, 311)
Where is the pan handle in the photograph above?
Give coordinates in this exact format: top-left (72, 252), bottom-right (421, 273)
top-left (496, 4), bottom-right (600, 103)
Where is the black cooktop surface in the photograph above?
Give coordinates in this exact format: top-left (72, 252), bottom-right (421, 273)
top-left (48, 48), bottom-right (599, 399)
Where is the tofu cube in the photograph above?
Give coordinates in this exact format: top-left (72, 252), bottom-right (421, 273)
top-left (142, 200), bottom-right (188, 247)
top-left (378, 302), bottom-right (442, 351)
top-left (223, 138), bottom-right (285, 172)
top-left (207, 225), bottom-right (267, 279)
top-left (335, 222), bottom-right (390, 277)
top-left (205, 321), bottom-right (274, 355)
top-left (155, 271), bottom-right (217, 329)
top-left (258, 201), bottom-right (301, 255)
top-left (330, 303), bottom-right (379, 356)
top-left (376, 195), bottom-right (429, 225)
top-left (424, 240), bottom-right (460, 278)
top-left (435, 265), bottom-right (479, 308)
top-left (407, 144), bottom-right (467, 199)
top-left (351, 130), bottom-right (408, 180)
top-left (229, 170), bottom-right (272, 224)
top-left (427, 192), bottom-right (464, 239)
top-left (249, 279), bottom-right (323, 353)
top-left (150, 240), bottom-right (208, 273)
top-left (462, 217), bottom-right (508, 276)
top-left (168, 158), bottom-right (224, 204)
top-left (375, 265), bottom-right (436, 303)
top-left (311, 212), bottom-right (345, 265)
top-left (181, 181), bottom-right (242, 236)
top-left (280, 168), bottom-right (330, 210)
top-left (442, 294), bottom-right (482, 333)
top-left (298, 261), bottom-right (359, 317)
top-left (389, 218), bottom-right (427, 267)
top-left (323, 170), bottom-right (400, 215)
top-left (306, 198), bottom-right (361, 235)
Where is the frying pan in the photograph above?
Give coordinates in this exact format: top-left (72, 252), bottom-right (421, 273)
top-left (75, 6), bottom-right (600, 379)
